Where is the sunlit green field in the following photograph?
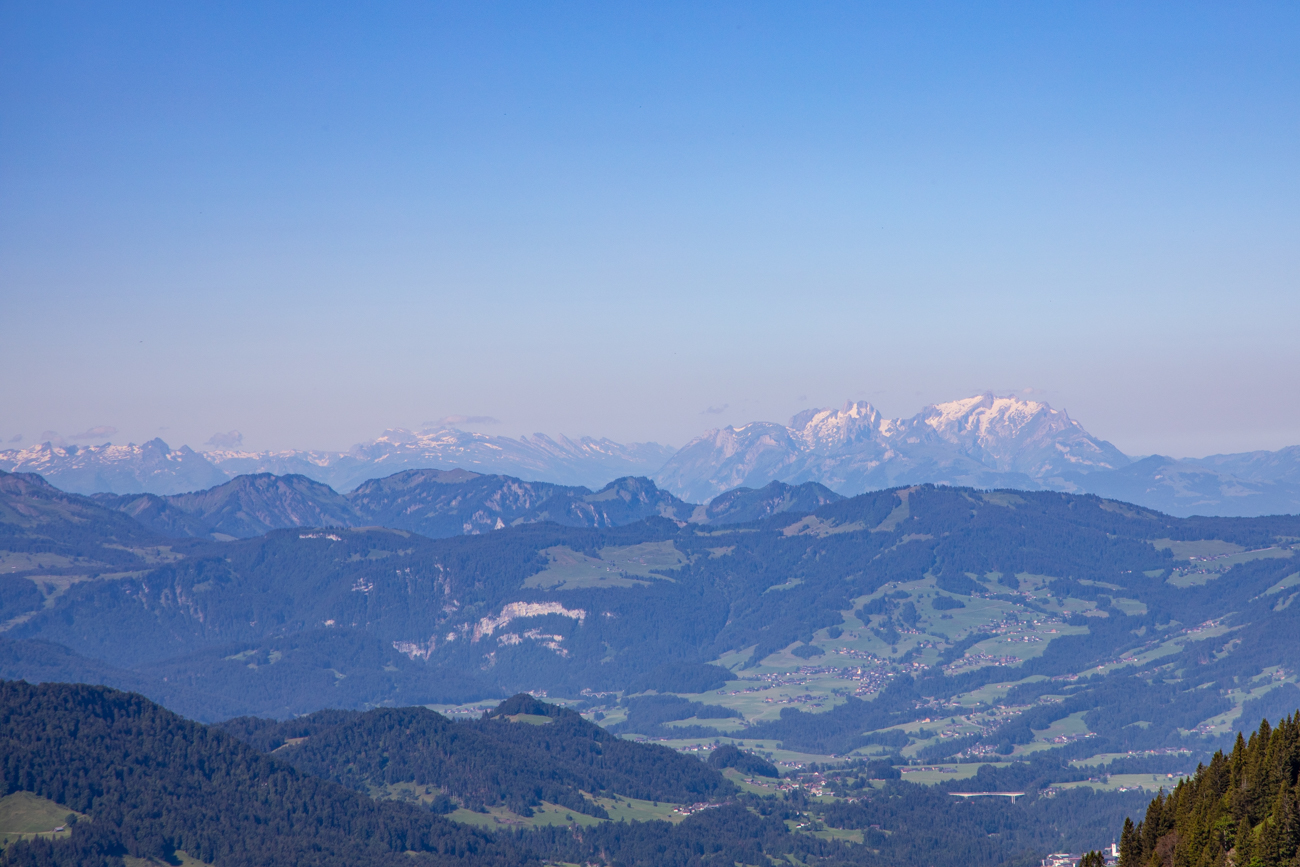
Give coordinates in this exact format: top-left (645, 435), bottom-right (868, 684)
top-left (0, 792), bottom-right (81, 847)
top-left (447, 795), bottom-right (690, 830)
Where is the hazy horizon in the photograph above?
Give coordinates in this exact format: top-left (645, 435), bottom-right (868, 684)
top-left (4, 3), bottom-right (1298, 459)
top-left (3, 389), bottom-right (1290, 462)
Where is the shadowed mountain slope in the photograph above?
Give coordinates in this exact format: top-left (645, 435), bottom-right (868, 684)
top-left (94, 473), bottom-right (360, 539)
top-left (1078, 455), bottom-right (1300, 518)
top-left (0, 471), bottom-right (181, 632)
top-left (86, 470), bottom-right (696, 540)
top-left (347, 470), bottom-right (694, 538)
top-left (0, 680), bottom-right (526, 867)
top-left (0, 470), bottom-right (162, 547)
top-left (217, 695), bottom-right (730, 818)
top-left (699, 480), bottom-right (843, 525)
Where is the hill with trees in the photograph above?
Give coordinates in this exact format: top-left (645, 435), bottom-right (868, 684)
top-left (1118, 711), bottom-right (1300, 867)
top-left (91, 469), bottom-right (696, 540)
top-left (0, 680), bottom-right (526, 867)
top-left (217, 694), bottom-right (730, 817)
top-left (1, 680), bottom-right (1182, 867)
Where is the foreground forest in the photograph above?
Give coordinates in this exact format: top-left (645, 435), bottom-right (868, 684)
top-left (1, 680), bottom-right (1156, 867)
top-left (1120, 711), bottom-right (1300, 867)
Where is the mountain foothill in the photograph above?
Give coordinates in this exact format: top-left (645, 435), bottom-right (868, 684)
top-left (3, 461), bottom-right (1300, 753)
top-left (1, 679), bottom-right (1158, 867)
top-left (7, 393), bottom-right (1300, 517)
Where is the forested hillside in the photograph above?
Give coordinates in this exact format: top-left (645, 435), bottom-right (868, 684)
top-left (94, 473), bottom-right (359, 539)
top-left (2, 681), bottom-right (1157, 867)
top-left (0, 681), bottom-right (526, 867)
top-left (217, 694), bottom-right (730, 817)
top-left (1118, 711), bottom-right (1300, 867)
top-left (696, 480), bottom-right (843, 524)
top-left (92, 469), bottom-right (696, 540)
top-left (4, 471), bottom-right (1300, 784)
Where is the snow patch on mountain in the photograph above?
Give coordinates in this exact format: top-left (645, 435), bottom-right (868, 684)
top-left (653, 393), bottom-right (1131, 501)
top-left (0, 428), bottom-right (676, 496)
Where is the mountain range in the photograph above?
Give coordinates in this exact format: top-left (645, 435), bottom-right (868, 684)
top-left (6, 393), bottom-right (1300, 516)
top-left (5, 464), bottom-right (1300, 753)
top-left (8, 454), bottom-right (1300, 867)
top-left (0, 429), bottom-right (675, 497)
top-left (86, 469), bottom-right (828, 540)
top-left (655, 394), bottom-right (1129, 501)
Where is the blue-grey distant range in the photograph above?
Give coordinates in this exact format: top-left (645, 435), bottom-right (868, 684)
top-left (5, 393), bottom-right (1299, 518)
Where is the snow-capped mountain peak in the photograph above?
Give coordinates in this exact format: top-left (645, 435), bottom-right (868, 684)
top-left (0, 428), bottom-right (676, 496)
top-left (922, 393), bottom-right (1069, 441)
top-left (0, 438), bottom-right (229, 495)
top-left (652, 393), bottom-right (1133, 501)
top-left (920, 393), bottom-right (1070, 451)
top-left (912, 393), bottom-right (1127, 477)
top-left (791, 401), bottom-right (883, 452)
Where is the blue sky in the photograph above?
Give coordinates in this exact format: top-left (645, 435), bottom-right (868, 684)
top-left (2, 2), bottom-right (1298, 456)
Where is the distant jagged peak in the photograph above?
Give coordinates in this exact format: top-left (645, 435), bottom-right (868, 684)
top-left (0, 437), bottom-right (207, 467)
top-left (201, 471), bottom-right (339, 493)
top-left (702, 479), bottom-right (845, 525)
top-left (376, 427), bottom-right (426, 445)
top-left (909, 392), bottom-right (1128, 475)
top-left (374, 426), bottom-right (478, 447)
top-left (790, 399), bottom-right (880, 428)
top-left (700, 394), bottom-right (1081, 455)
top-left (691, 421), bottom-right (793, 451)
top-left (651, 391), bottom-right (1134, 501)
top-left (791, 400), bottom-right (884, 451)
top-left (920, 392), bottom-right (1077, 443)
top-left (519, 431), bottom-right (615, 456)
top-left (591, 475), bottom-right (659, 497)
top-left (203, 446), bottom-right (336, 467)
top-left (357, 426), bottom-right (668, 462)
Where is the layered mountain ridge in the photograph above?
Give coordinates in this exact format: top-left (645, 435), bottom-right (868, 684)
top-left (5, 464), bottom-right (1300, 772)
top-left (89, 470), bottom-right (696, 540)
top-left (0, 429), bottom-right (676, 497)
top-left (85, 469), bottom-right (817, 540)
top-left (209, 428), bottom-right (677, 492)
top-left (6, 393), bottom-right (1300, 516)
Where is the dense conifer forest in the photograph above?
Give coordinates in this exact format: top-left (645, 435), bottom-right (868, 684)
top-left (2, 680), bottom-right (1166, 867)
top-left (1119, 712), bottom-right (1300, 867)
top-left (217, 694), bottom-right (731, 817)
top-left (0, 681), bottom-right (526, 867)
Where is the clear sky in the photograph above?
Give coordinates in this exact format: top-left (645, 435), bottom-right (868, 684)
top-left (2, 2), bottom-right (1298, 457)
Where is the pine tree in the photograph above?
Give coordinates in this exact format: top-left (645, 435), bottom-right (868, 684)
top-left (1121, 817), bottom-right (1141, 867)
top-left (1237, 817), bottom-right (1256, 867)
top-left (1144, 793), bottom-right (1168, 859)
